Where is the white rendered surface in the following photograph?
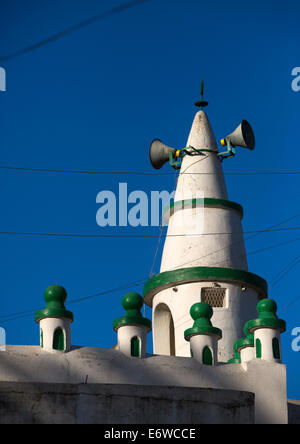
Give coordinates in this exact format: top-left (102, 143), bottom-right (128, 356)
top-left (175, 111), bottom-right (228, 201)
top-left (117, 325), bottom-right (148, 358)
top-left (0, 345), bottom-right (288, 424)
top-left (160, 206), bottom-right (247, 272)
top-left (254, 328), bottom-right (282, 363)
top-left (240, 346), bottom-right (255, 363)
top-left (190, 334), bottom-right (218, 364)
top-left (152, 282), bottom-right (259, 362)
top-left (39, 318), bottom-right (71, 353)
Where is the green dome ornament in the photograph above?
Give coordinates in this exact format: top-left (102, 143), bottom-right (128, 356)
top-left (247, 299), bottom-right (286, 333)
top-left (227, 351), bottom-right (241, 364)
top-left (184, 302), bottom-right (222, 341)
top-left (113, 293), bottom-right (151, 332)
top-left (234, 322), bottom-right (254, 353)
top-left (35, 285), bottom-right (74, 323)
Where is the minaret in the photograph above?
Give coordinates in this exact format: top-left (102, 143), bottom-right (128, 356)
top-left (144, 98), bottom-right (267, 362)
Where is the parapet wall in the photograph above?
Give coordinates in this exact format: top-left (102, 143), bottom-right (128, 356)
top-left (0, 382), bottom-right (254, 424)
top-left (0, 345), bottom-right (288, 424)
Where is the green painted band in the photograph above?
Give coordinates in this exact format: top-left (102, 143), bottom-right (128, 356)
top-left (234, 337), bottom-right (254, 353)
top-left (184, 326), bottom-right (222, 341)
top-left (113, 316), bottom-right (152, 332)
top-left (143, 266), bottom-right (268, 306)
top-left (35, 308), bottom-right (74, 323)
top-left (163, 198), bottom-right (243, 220)
top-left (247, 317), bottom-right (286, 333)
top-left (227, 351), bottom-right (241, 364)
top-left (227, 357), bottom-right (241, 364)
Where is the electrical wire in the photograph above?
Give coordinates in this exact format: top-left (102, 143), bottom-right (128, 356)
top-left (0, 226), bottom-right (300, 239)
top-left (0, 278), bottom-right (147, 323)
top-left (0, 0), bottom-right (150, 62)
top-left (169, 236), bottom-right (300, 328)
top-left (279, 295), bottom-right (300, 314)
top-left (1, 1), bottom-right (298, 324)
top-left (1, 212), bottom-right (299, 324)
top-left (148, 170), bottom-right (179, 277)
top-left (269, 254), bottom-right (300, 289)
top-left (203, 237), bottom-right (300, 268)
top-left (158, 212), bottom-right (300, 325)
top-left (267, 254), bottom-right (300, 313)
top-left (148, 214), bottom-right (165, 275)
top-left (169, 214), bottom-right (300, 271)
top-left (1, 229), bottom-right (300, 324)
top-left (1, 212), bottom-right (299, 322)
top-left (0, 165), bottom-right (299, 176)
top-left (179, 152), bottom-right (213, 175)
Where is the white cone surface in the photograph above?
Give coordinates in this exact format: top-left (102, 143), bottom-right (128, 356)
top-left (174, 111), bottom-right (228, 202)
top-left (160, 110), bottom-right (248, 272)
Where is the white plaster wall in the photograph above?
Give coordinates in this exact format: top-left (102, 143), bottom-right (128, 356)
top-left (152, 282), bottom-right (259, 362)
top-left (254, 328), bottom-right (282, 363)
top-left (240, 346), bottom-right (255, 363)
top-left (39, 318), bottom-right (71, 353)
top-left (160, 206), bottom-right (247, 272)
top-left (117, 325), bottom-right (148, 358)
top-left (175, 110), bottom-right (228, 201)
top-left (190, 334), bottom-right (218, 364)
top-left (153, 303), bottom-right (175, 356)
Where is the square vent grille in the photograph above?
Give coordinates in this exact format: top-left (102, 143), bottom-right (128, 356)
top-left (201, 287), bottom-right (226, 308)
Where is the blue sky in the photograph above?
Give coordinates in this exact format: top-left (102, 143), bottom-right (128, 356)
top-left (0, 0), bottom-right (300, 398)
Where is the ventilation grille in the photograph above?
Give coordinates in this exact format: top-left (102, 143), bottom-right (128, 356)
top-left (201, 287), bottom-right (226, 308)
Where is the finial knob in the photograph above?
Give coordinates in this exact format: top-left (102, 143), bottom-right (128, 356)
top-left (44, 285), bottom-right (67, 304)
top-left (194, 80), bottom-right (208, 109)
top-left (113, 292), bottom-right (151, 332)
top-left (246, 298), bottom-right (286, 333)
top-left (35, 285), bottom-right (73, 323)
top-left (122, 292), bottom-right (144, 311)
top-left (190, 302), bottom-right (213, 322)
top-left (257, 298), bottom-right (277, 315)
top-left (184, 302), bottom-right (222, 341)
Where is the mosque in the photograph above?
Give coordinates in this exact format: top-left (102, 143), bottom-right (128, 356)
top-left (0, 98), bottom-right (299, 424)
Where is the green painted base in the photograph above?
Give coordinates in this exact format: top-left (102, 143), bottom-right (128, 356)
top-left (143, 266), bottom-right (268, 306)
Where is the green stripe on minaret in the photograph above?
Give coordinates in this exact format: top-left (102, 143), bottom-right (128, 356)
top-left (163, 198), bottom-right (244, 220)
top-left (143, 267), bottom-right (268, 306)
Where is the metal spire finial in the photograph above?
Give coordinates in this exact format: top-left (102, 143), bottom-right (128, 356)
top-left (194, 80), bottom-right (208, 109)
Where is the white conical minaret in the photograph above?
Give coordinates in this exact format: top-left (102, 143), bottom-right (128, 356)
top-left (160, 110), bottom-right (247, 273)
top-left (144, 107), bottom-right (267, 362)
